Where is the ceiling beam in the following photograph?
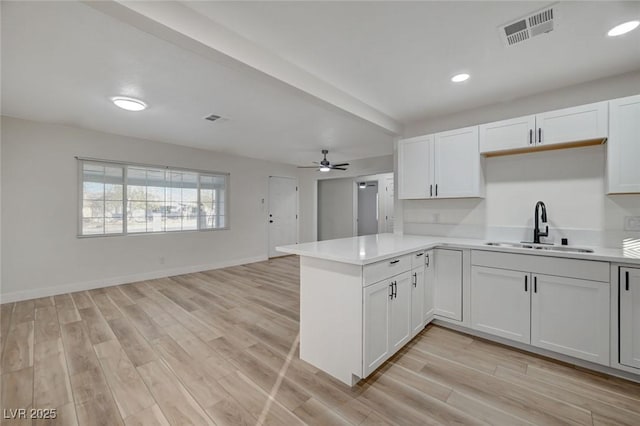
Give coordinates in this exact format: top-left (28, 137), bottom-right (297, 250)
top-left (85, 0), bottom-right (403, 135)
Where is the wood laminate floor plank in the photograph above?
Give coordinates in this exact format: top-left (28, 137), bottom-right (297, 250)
top-left (1, 256), bottom-right (639, 426)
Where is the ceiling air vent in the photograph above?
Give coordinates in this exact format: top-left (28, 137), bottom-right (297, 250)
top-left (204, 114), bottom-right (222, 122)
top-left (499, 4), bottom-right (557, 47)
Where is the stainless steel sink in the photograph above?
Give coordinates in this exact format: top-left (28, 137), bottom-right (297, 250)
top-left (484, 242), bottom-right (594, 253)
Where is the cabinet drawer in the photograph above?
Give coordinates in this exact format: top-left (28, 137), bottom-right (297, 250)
top-left (364, 254), bottom-right (411, 286)
top-left (471, 250), bottom-right (609, 282)
top-left (411, 250), bottom-right (427, 269)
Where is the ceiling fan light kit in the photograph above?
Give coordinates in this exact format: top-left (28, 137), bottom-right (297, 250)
top-left (298, 149), bottom-right (350, 172)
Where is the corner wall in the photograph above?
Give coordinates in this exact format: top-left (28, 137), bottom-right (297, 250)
top-left (1, 116), bottom-right (298, 302)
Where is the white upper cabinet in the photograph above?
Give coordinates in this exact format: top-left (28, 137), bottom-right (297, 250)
top-left (398, 127), bottom-right (483, 200)
top-left (607, 94), bottom-right (640, 194)
top-left (479, 115), bottom-right (536, 154)
top-left (479, 101), bottom-right (608, 155)
top-left (536, 101), bottom-right (608, 147)
top-left (397, 135), bottom-right (433, 199)
top-left (434, 126), bottom-right (483, 198)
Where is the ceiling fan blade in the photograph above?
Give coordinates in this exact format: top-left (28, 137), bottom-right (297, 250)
top-left (331, 167), bottom-right (348, 171)
top-left (331, 163), bottom-right (350, 167)
top-left (297, 166), bottom-right (320, 168)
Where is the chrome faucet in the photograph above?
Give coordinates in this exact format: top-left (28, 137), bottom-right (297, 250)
top-left (533, 201), bottom-right (549, 244)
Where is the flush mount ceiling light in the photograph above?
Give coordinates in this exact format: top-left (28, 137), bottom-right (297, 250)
top-left (608, 20), bottom-right (639, 37)
top-left (111, 96), bottom-right (147, 111)
top-left (451, 73), bottom-right (470, 83)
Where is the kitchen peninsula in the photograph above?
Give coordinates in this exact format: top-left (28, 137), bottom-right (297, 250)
top-left (278, 233), bottom-right (640, 386)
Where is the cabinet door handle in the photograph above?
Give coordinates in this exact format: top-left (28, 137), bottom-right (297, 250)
top-left (413, 272), bottom-right (417, 287)
top-left (389, 283), bottom-right (394, 299)
top-left (430, 184), bottom-right (433, 197)
top-left (534, 276), bottom-right (537, 293)
top-left (394, 281), bottom-right (398, 299)
top-left (529, 129), bottom-right (533, 145)
top-left (525, 275), bottom-right (528, 292)
top-left (390, 259), bottom-right (400, 265)
top-left (426, 254), bottom-right (430, 267)
top-left (435, 184), bottom-right (438, 197)
top-left (538, 128), bottom-right (542, 144)
top-left (626, 270), bottom-right (630, 291)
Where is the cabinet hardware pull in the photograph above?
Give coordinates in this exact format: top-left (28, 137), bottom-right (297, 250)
top-left (393, 281), bottom-right (397, 299)
top-left (430, 184), bottom-right (433, 197)
top-left (626, 270), bottom-right (630, 291)
top-left (413, 272), bottom-right (417, 287)
top-left (389, 283), bottom-right (394, 299)
top-left (426, 254), bottom-right (430, 267)
top-left (538, 128), bottom-right (542, 144)
top-left (390, 259), bottom-right (400, 265)
top-left (525, 275), bottom-right (528, 292)
top-left (529, 129), bottom-right (533, 145)
top-left (534, 276), bottom-right (537, 293)
top-left (416, 253), bottom-right (424, 257)
top-left (435, 184), bottom-right (438, 196)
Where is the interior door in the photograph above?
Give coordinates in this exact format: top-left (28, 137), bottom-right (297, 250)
top-left (621, 267), bottom-right (640, 369)
top-left (381, 175), bottom-right (394, 233)
top-left (357, 181), bottom-right (378, 236)
top-left (268, 176), bottom-right (298, 258)
top-left (471, 266), bottom-right (531, 344)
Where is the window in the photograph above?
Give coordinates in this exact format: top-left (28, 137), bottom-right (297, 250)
top-left (79, 159), bottom-right (229, 236)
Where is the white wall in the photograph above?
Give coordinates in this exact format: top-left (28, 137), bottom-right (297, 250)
top-left (317, 177), bottom-right (355, 241)
top-left (1, 116), bottom-right (298, 302)
top-left (400, 71), bottom-right (640, 248)
top-left (298, 155), bottom-right (393, 243)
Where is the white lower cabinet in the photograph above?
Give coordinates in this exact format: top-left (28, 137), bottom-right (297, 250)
top-left (471, 266), bottom-right (531, 344)
top-left (424, 250), bottom-right (435, 321)
top-left (410, 265), bottom-right (425, 338)
top-left (531, 274), bottom-right (610, 365)
top-left (619, 267), bottom-right (640, 369)
top-left (434, 249), bottom-right (463, 321)
top-left (363, 271), bottom-right (411, 377)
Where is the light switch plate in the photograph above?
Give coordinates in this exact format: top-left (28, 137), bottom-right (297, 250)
top-left (624, 216), bottom-right (640, 231)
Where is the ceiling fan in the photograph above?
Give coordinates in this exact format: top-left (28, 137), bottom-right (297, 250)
top-left (297, 149), bottom-right (349, 172)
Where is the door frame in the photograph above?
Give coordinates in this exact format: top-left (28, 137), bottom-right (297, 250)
top-left (268, 176), bottom-right (299, 258)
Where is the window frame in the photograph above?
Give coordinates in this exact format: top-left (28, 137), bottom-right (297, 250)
top-left (77, 157), bottom-right (230, 238)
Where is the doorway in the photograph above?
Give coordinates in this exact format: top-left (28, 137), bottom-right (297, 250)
top-left (268, 176), bottom-right (298, 258)
top-left (357, 181), bottom-right (378, 236)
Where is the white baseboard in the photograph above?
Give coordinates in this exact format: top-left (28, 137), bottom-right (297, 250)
top-left (0, 255), bottom-right (268, 304)
top-left (433, 319), bottom-right (640, 384)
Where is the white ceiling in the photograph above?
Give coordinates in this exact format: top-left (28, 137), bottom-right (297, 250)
top-left (2, 1), bottom-right (640, 166)
top-left (0, 1), bottom-right (395, 166)
top-left (183, 1), bottom-right (640, 123)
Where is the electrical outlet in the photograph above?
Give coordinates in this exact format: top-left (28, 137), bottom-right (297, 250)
top-left (624, 216), bottom-right (640, 232)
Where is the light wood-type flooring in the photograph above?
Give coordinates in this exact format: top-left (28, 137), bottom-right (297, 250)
top-left (2, 255), bottom-right (640, 425)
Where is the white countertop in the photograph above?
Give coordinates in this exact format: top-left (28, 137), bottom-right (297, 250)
top-left (277, 233), bottom-right (640, 266)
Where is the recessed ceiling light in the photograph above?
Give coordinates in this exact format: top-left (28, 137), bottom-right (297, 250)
top-left (451, 73), bottom-right (470, 83)
top-left (319, 166), bottom-right (331, 172)
top-left (607, 20), bottom-right (639, 37)
top-left (111, 96), bottom-right (147, 111)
